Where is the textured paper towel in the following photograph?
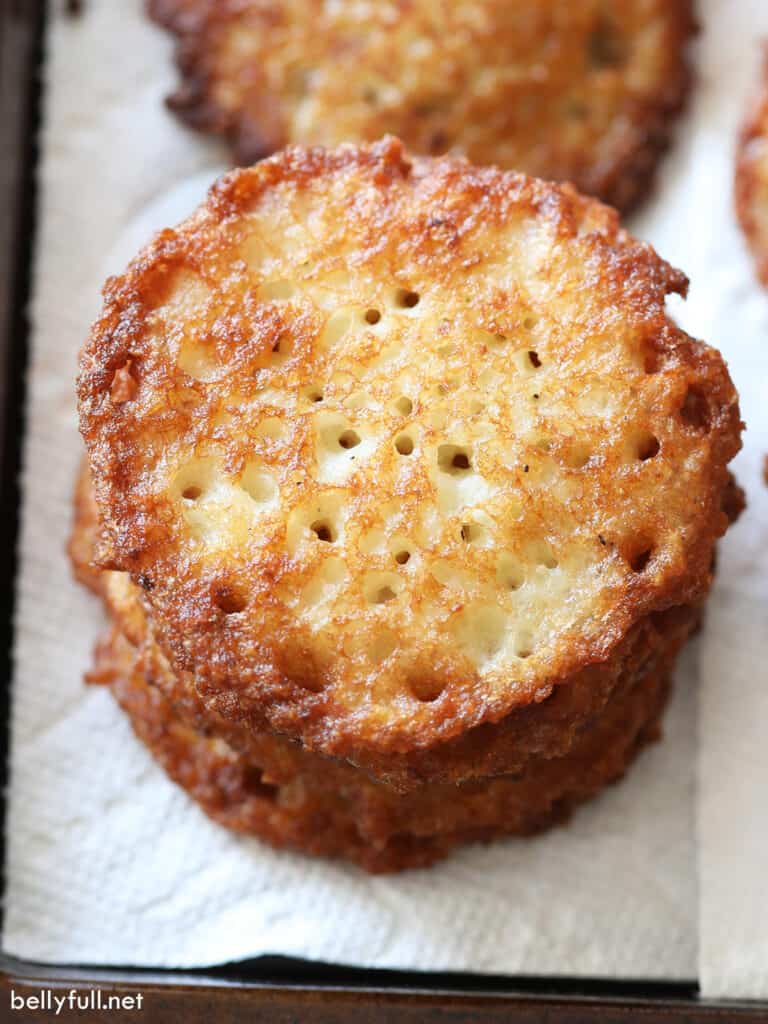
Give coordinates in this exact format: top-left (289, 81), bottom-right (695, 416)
top-left (624, 0), bottom-right (768, 999)
top-left (0, 0), bottom-right (763, 988)
top-left (665, 1), bottom-right (768, 1002)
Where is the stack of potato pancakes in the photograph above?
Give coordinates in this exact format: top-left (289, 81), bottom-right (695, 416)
top-left (72, 139), bottom-right (742, 872)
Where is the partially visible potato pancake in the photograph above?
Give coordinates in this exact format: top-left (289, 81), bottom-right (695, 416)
top-left (736, 50), bottom-right (768, 286)
top-left (78, 140), bottom-right (741, 789)
top-left (149, 0), bottom-right (695, 212)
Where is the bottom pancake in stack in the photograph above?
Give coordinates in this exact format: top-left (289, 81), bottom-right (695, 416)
top-left (72, 464), bottom-right (699, 873)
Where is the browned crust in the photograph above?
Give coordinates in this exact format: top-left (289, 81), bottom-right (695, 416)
top-left (96, 620), bottom-right (672, 872)
top-left (147, 0), bottom-right (695, 214)
top-left (68, 457), bottom-right (103, 595)
top-left (736, 46), bottom-right (768, 288)
top-left (77, 141), bottom-right (742, 789)
top-left (735, 45), bottom-right (768, 287)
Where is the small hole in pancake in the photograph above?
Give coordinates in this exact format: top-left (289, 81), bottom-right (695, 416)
top-left (311, 519), bottom-right (336, 542)
top-left (182, 485), bottom-right (203, 501)
top-left (680, 386), bottom-right (711, 431)
top-left (395, 289), bottom-right (420, 308)
top-left (409, 676), bottom-right (444, 702)
top-left (394, 549), bottom-right (411, 565)
top-left (215, 586), bottom-right (247, 615)
top-left (629, 547), bottom-right (653, 572)
top-left (242, 766), bottom-right (279, 801)
top-left (523, 315), bottom-right (538, 330)
top-left (306, 387), bottom-right (324, 403)
top-left (364, 308), bottom-right (381, 325)
top-left (460, 523), bottom-right (484, 544)
top-left (395, 434), bottom-right (414, 455)
top-left (588, 15), bottom-right (627, 69)
top-left (438, 444), bottom-right (472, 474)
top-left (514, 628), bottom-right (535, 660)
top-left (566, 445), bottom-right (591, 469)
top-left (528, 350), bottom-right (542, 369)
top-left (638, 434), bottom-right (660, 461)
top-left (394, 395), bottom-right (413, 415)
top-left (530, 541), bottom-right (558, 569)
top-left (644, 350), bottom-right (661, 374)
top-left (268, 334), bottom-right (293, 361)
top-left (364, 573), bottom-right (401, 605)
top-left (338, 429), bottom-right (361, 450)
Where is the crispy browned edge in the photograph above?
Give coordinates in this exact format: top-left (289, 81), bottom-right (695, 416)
top-left (574, 0), bottom-right (696, 214)
top-left (736, 44), bottom-right (768, 287)
top-left (146, 0), bottom-right (696, 214)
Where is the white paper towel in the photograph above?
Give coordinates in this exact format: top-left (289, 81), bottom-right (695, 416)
top-left (662, 2), bottom-right (768, 1001)
top-left (1, 0), bottom-right (765, 992)
top-left (623, 0), bottom-right (768, 999)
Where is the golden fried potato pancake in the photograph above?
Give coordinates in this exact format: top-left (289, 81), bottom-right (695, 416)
top-left (148, 0), bottom-right (695, 213)
top-left (736, 49), bottom-right (768, 287)
top-left (78, 141), bottom-right (742, 789)
top-left (95, 619), bottom-right (672, 872)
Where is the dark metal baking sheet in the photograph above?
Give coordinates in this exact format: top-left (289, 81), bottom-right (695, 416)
top-left (0, 2), bottom-right (765, 1018)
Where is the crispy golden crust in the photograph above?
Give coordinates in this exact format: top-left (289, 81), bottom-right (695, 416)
top-left (148, 0), bottom-right (695, 213)
top-left (78, 141), bottom-right (742, 788)
top-left (95, 620), bottom-right (672, 872)
top-left (736, 47), bottom-right (768, 287)
top-left (69, 460), bottom-right (102, 595)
